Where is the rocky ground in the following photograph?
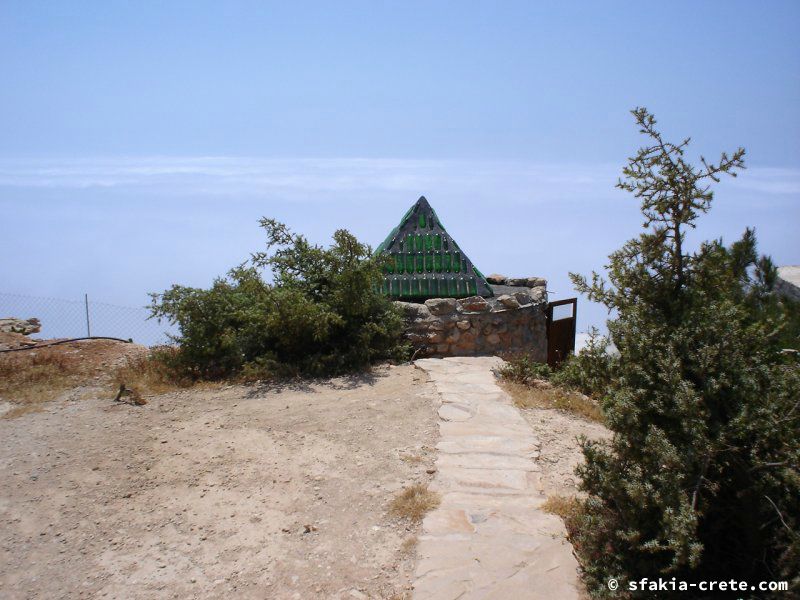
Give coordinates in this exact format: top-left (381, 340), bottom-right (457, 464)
top-left (0, 364), bottom-right (439, 599)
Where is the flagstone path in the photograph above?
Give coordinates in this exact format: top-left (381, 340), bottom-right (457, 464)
top-left (413, 356), bottom-right (581, 599)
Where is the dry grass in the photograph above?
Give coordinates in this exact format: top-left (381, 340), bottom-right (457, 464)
top-left (500, 380), bottom-right (604, 423)
top-left (399, 453), bottom-right (424, 465)
top-left (111, 350), bottom-right (189, 397)
top-left (399, 535), bottom-right (418, 555)
top-left (0, 343), bottom-right (191, 419)
top-left (389, 484), bottom-right (441, 523)
top-left (0, 350), bottom-right (93, 418)
top-left (541, 494), bottom-right (583, 521)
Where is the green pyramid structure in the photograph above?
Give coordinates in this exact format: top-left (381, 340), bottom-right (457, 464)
top-left (375, 196), bottom-right (493, 300)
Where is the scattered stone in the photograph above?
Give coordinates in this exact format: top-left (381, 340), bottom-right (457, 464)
top-left (0, 317), bottom-right (41, 335)
top-left (455, 320), bottom-right (471, 331)
top-left (526, 277), bottom-right (547, 288)
top-left (530, 286), bottom-right (547, 303)
top-left (506, 276), bottom-right (546, 288)
top-left (424, 298), bottom-right (456, 316)
top-left (458, 296), bottom-right (489, 312)
top-left (486, 274), bottom-right (507, 285)
top-left (394, 301), bottom-right (431, 320)
top-left (505, 277), bottom-right (528, 287)
top-left (513, 291), bottom-right (532, 305)
top-left (496, 295), bottom-right (520, 309)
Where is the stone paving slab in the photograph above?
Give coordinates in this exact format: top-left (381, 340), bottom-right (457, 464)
top-left (413, 357), bottom-right (581, 599)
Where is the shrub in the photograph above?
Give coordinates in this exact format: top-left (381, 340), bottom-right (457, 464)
top-left (497, 354), bottom-right (552, 385)
top-left (149, 220), bottom-right (408, 380)
top-left (568, 108), bottom-right (799, 596)
top-left (551, 327), bottom-right (617, 398)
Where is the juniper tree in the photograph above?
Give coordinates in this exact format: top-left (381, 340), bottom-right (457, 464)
top-left (569, 108), bottom-right (799, 597)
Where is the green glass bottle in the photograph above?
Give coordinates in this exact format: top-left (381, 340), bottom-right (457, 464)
top-left (469, 278), bottom-right (477, 296)
top-left (454, 252), bottom-right (461, 272)
top-left (416, 253), bottom-right (424, 273)
top-left (425, 253), bottom-right (433, 272)
top-left (443, 253), bottom-right (451, 272)
top-left (418, 212), bottom-right (426, 228)
top-left (402, 278), bottom-right (411, 297)
top-left (421, 277), bottom-right (429, 296)
top-left (448, 278), bottom-right (457, 296)
top-left (424, 234), bottom-right (433, 251)
top-left (395, 254), bottom-right (404, 274)
top-left (416, 234), bottom-right (423, 252)
top-left (405, 254), bottom-right (414, 273)
top-left (405, 236), bottom-right (413, 252)
top-left (434, 234), bottom-right (442, 250)
top-left (391, 278), bottom-right (400, 297)
top-left (430, 278), bottom-right (439, 297)
top-left (434, 254), bottom-right (443, 272)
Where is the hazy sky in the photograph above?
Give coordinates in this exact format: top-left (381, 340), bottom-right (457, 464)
top-left (2, 1), bottom-right (798, 340)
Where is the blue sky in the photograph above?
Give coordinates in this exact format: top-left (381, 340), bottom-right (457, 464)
top-left (1, 1), bottom-right (799, 341)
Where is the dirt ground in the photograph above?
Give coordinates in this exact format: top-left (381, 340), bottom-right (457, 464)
top-left (520, 406), bottom-right (610, 498)
top-left (0, 364), bottom-right (439, 599)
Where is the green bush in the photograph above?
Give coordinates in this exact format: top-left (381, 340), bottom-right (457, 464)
top-left (568, 109), bottom-right (800, 597)
top-left (551, 327), bottom-right (617, 398)
top-left (497, 354), bottom-right (552, 385)
top-left (499, 328), bottom-right (615, 400)
top-left (149, 220), bottom-right (408, 380)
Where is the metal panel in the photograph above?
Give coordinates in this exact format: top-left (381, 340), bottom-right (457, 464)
top-left (546, 298), bottom-right (577, 367)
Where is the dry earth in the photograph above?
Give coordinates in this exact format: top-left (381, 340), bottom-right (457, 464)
top-left (0, 364), bottom-right (439, 599)
top-left (519, 406), bottom-right (610, 499)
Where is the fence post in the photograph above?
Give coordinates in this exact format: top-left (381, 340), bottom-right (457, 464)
top-left (84, 293), bottom-right (91, 337)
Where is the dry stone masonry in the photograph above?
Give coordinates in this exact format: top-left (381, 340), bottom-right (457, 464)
top-left (376, 196), bottom-right (550, 359)
top-left (396, 279), bottom-right (548, 360)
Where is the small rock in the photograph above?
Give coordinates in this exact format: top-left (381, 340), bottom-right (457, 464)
top-left (526, 277), bottom-right (547, 288)
top-left (455, 320), bottom-right (471, 330)
top-left (458, 296), bottom-right (490, 312)
top-left (0, 317), bottom-right (41, 335)
top-left (497, 294), bottom-right (520, 309)
top-left (513, 291), bottom-right (532, 305)
top-left (486, 273), bottom-right (507, 285)
top-left (424, 297), bottom-right (456, 316)
top-left (507, 276), bottom-right (546, 288)
top-left (530, 286), bottom-right (547, 303)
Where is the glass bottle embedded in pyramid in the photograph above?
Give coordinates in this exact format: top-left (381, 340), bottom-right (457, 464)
top-left (375, 196), bottom-right (493, 300)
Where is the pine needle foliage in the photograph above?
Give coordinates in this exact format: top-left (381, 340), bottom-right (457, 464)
top-left (568, 108), bottom-right (799, 597)
top-left (149, 219), bottom-right (407, 380)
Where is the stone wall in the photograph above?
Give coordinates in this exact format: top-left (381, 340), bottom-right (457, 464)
top-left (396, 278), bottom-right (548, 360)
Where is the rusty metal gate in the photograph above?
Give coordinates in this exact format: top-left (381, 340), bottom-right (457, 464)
top-left (546, 298), bottom-right (577, 367)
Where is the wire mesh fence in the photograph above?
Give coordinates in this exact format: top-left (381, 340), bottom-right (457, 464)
top-left (0, 292), bottom-right (177, 347)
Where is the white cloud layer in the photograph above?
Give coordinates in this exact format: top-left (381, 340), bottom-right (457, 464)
top-left (1, 157), bottom-right (797, 200)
